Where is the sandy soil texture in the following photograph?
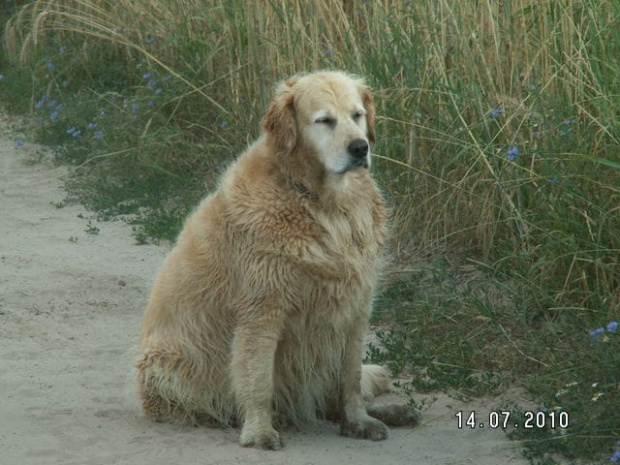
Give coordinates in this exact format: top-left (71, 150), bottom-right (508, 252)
top-left (0, 125), bottom-right (531, 464)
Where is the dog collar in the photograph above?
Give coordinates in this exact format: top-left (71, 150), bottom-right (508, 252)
top-left (291, 181), bottom-right (319, 202)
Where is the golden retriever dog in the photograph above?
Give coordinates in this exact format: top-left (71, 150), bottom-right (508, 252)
top-left (136, 70), bottom-right (416, 450)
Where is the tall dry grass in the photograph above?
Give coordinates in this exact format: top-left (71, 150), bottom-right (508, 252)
top-left (4, 0), bottom-right (619, 301)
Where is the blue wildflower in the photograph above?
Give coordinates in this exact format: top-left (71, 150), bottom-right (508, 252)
top-left (162, 74), bottom-right (172, 82)
top-left (607, 321), bottom-right (618, 333)
top-left (146, 36), bottom-right (156, 45)
top-left (0, 74), bottom-right (4, 81)
top-left (590, 327), bottom-right (605, 343)
top-left (155, 88), bottom-right (162, 95)
top-left (14, 139), bottom-right (24, 148)
top-left (147, 100), bottom-right (155, 107)
top-left (559, 120), bottom-right (573, 137)
top-left (46, 60), bottom-right (56, 72)
top-left (506, 146), bottom-right (519, 162)
top-left (610, 450), bottom-right (620, 463)
top-left (219, 120), bottom-right (229, 130)
top-left (94, 130), bottom-right (103, 139)
top-left (547, 177), bottom-right (559, 185)
top-left (490, 107), bottom-right (502, 119)
top-left (35, 95), bottom-right (48, 109)
top-left (131, 102), bottom-right (140, 115)
top-left (142, 72), bottom-right (152, 79)
top-left (72, 130), bottom-right (82, 138)
top-left (50, 111), bottom-right (59, 121)
top-left (99, 108), bottom-right (106, 117)
top-left (87, 123), bottom-right (98, 130)
top-left (147, 78), bottom-right (157, 89)
top-left (59, 45), bottom-right (68, 53)
top-left (67, 127), bottom-right (78, 136)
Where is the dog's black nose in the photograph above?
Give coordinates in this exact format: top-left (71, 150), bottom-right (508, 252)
top-left (347, 139), bottom-right (369, 159)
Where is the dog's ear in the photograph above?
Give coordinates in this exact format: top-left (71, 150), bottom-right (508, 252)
top-left (262, 78), bottom-right (298, 154)
top-left (359, 84), bottom-right (376, 144)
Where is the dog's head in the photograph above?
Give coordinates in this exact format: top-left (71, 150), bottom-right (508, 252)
top-left (262, 71), bottom-right (376, 176)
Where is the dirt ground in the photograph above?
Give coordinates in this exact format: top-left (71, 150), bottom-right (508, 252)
top-left (0, 122), bottom-right (533, 464)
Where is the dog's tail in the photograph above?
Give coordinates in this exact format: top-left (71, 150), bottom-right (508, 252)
top-left (360, 364), bottom-right (391, 399)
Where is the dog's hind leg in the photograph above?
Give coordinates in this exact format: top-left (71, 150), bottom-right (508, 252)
top-left (135, 345), bottom-right (198, 425)
top-left (360, 364), bottom-right (391, 398)
top-left (360, 365), bottom-right (420, 427)
top-left (366, 403), bottom-right (420, 427)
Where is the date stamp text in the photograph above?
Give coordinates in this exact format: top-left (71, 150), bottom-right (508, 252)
top-left (455, 410), bottom-right (569, 429)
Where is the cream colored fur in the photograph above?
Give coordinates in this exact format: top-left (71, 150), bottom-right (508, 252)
top-left (136, 71), bottom-right (399, 450)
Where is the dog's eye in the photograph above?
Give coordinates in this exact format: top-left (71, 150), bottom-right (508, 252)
top-left (315, 116), bottom-right (335, 126)
top-left (353, 112), bottom-right (364, 120)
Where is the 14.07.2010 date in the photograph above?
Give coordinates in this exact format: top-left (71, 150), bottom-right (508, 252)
top-left (455, 410), bottom-right (569, 429)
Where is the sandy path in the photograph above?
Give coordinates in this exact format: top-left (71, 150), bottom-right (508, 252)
top-left (0, 124), bottom-right (530, 464)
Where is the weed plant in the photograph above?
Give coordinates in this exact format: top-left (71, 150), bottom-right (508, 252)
top-left (1, 0), bottom-right (619, 462)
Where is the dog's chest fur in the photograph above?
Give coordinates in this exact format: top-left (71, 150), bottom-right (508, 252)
top-left (282, 175), bottom-right (387, 330)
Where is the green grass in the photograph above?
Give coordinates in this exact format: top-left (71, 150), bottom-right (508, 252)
top-left (1, 0), bottom-right (619, 462)
top-left (369, 258), bottom-right (527, 394)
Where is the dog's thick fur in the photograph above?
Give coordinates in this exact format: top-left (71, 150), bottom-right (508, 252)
top-left (136, 71), bottom-right (415, 450)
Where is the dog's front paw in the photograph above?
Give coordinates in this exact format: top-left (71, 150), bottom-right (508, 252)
top-left (239, 425), bottom-right (283, 450)
top-left (341, 416), bottom-right (388, 441)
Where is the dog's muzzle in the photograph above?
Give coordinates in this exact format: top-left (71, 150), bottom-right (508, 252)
top-left (346, 139), bottom-right (369, 170)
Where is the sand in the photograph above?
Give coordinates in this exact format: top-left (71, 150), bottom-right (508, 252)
top-left (0, 124), bottom-right (531, 464)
